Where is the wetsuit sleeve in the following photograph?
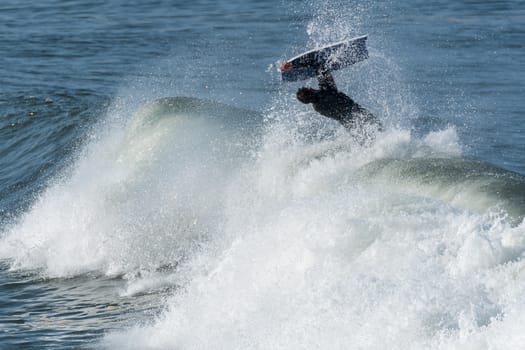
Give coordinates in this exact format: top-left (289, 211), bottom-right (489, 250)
top-left (317, 70), bottom-right (337, 91)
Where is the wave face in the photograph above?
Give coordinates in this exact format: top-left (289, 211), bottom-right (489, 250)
top-left (358, 158), bottom-right (525, 226)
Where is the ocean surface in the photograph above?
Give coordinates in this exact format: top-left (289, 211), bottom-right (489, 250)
top-left (1, 0), bottom-right (524, 349)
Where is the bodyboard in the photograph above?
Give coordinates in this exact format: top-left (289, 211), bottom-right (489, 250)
top-left (281, 35), bottom-right (368, 82)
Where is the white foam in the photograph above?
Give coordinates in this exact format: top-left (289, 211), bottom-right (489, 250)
top-left (2, 96), bottom-right (524, 348)
top-left (0, 99), bottom-right (255, 278)
top-left (99, 119), bottom-right (525, 349)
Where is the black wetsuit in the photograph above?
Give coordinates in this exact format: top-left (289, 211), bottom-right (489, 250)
top-left (306, 72), bottom-right (382, 135)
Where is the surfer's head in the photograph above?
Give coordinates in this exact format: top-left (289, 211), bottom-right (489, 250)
top-left (296, 87), bottom-right (319, 104)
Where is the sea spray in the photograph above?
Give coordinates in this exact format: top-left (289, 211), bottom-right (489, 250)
top-left (103, 119), bottom-right (525, 349)
top-left (2, 95), bottom-right (524, 348)
top-left (0, 98), bottom-right (262, 278)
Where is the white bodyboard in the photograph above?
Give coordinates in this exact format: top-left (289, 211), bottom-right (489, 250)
top-left (281, 35), bottom-right (368, 82)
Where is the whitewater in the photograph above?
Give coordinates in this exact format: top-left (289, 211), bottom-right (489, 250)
top-left (1, 0), bottom-right (524, 349)
top-left (1, 92), bottom-right (524, 349)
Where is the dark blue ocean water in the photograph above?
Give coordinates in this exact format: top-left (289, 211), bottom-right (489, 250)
top-left (0, 0), bottom-right (524, 349)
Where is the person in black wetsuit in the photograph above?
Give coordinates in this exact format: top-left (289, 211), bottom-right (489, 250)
top-left (281, 62), bottom-right (382, 141)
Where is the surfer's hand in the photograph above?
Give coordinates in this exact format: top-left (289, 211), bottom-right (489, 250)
top-left (280, 61), bottom-right (293, 72)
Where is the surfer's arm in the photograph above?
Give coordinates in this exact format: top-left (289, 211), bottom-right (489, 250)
top-left (317, 70), bottom-right (337, 91)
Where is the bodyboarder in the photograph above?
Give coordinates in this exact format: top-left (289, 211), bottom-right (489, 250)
top-left (280, 61), bottom-right (382, 141)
